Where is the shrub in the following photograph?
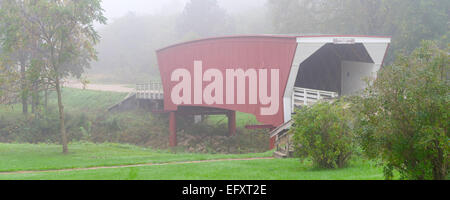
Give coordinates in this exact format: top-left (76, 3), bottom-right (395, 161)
top-left (352, 41), bottom-right (449, 180)
top-left (0, 105), bottom-right (98, 144)
top-left (9, 111), bottom-right (60, 143)
top-left (291, 101), bottom-right (354, 169)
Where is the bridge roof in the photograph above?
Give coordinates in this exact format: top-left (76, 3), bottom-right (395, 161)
top-left (156, 34), bottom-right (391, 53)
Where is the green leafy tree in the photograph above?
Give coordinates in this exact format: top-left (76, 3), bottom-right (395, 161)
top-left (1, 0), bottom-right (106, 153)
top-left (291, 101), bottom-right (355, 169)
top-left (0, 0), bottom-right (36, 113)
top-left (32, 0), bottom-right (105, 154)
top-left (353, 41), bottom-right (449, 180)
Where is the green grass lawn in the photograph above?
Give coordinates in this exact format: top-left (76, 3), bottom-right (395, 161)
top-left (0, 143), bottom-right (385, 180)
top-left (0, 143), bottom-right (272, 173)
top-left (207, 112), bottom-right (259, 128)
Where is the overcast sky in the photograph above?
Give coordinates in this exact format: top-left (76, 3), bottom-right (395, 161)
top-left (101, 0), bottom-right (267, 22)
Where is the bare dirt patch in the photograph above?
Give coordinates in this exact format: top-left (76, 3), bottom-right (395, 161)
top-left (63, 80), bottom-right (134, 93)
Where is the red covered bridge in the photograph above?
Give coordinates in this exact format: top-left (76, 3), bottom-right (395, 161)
top-left (136, 35), bottom-right (391, 149)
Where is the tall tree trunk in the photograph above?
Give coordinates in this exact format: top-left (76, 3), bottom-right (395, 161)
top-left (44, 84), bottom-right (48, 110)
top-left (433, 142), bottom-right (446, 180)
top-left (20, 60), bottom-right (28, 114)
top-left (31, 87), bottom-right (40, 115)
top-left (55, 77), bottom-right (68, 154)
top-left (31, 82), bottom-right (37, 114)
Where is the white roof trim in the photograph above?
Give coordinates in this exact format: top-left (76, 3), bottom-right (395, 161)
top-left (297, 37), bottom-right (391, 44)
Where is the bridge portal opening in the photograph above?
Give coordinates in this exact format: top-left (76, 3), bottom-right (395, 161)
top-left (295, 43), bottom-right (376, 96)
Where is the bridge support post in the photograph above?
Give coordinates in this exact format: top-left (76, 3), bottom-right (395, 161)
top-left (169, 111), bottom-right (177, 147)
top-left (228, 111), bottom-right (236, 136)
top-left (269, 136), bottom-right (276, 150)
top-left (269, 126), bottom-right (277, 150)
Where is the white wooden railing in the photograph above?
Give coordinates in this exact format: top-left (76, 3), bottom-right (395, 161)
top-left (293, 87), bottom-right (338, 106)
top-left (136, 82), bottom-right (164, 100)
top-left (135, 83), bottom-right (337, 104)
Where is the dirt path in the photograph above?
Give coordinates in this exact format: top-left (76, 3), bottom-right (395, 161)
top-left (0, 157), bottom-right (274, 175)
top-left (63, 80), bottom-right (134, 93)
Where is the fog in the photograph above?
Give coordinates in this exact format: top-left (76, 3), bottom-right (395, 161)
top-left (102, 0), bottom-right (267, 21)
top-left (91, 0), bottom-right (273, 83)
top-left (89, 0), bottom-right (448, 84)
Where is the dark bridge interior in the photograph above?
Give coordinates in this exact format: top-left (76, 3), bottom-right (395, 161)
top-left (295, 43), bottom-right (374, 94)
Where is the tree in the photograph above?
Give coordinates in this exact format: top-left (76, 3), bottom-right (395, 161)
top-left (0, 0), bottom-right (35, 114)
top-left (353, 41), bottom-right (449, 180)
top-left (177, 0), bottom-right (231, 38)
top-left (0, 54), bottom-right (20, 104)
top-left (33, 0), bottom-right (105, 154)
top-left (230, 5), bottom-right (274, 35)
top-left (267, 0), bottom-right (450, 63)
top-left (1, 0), bottom-right (106, 154)
top-left (268, 0), bottom-right (327, 34)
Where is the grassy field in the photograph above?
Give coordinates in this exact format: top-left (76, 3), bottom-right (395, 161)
top-left (0, 143), bottom-right (272, 173)
top-left (0, 143), bottom-right (385, 180)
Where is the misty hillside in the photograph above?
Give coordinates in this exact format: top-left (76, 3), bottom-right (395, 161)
top-left (89, 0), bottom-right (271, 83)
top-left (89, 13), bottom-right (177, 83)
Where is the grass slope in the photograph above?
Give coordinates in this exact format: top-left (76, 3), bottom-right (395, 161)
top-left (48, 88), bottom-right (128, 113)
top-left (0, 88), bottom-right (127, 116)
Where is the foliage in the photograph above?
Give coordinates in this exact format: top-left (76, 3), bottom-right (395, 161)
top-left (291, 101), bottom-right (355, 169)
top-left (175, 116), bottom-right (270, 154)
top-left (0, 88), bottom-right (269, 154)
top-left (267, 0), bottom-right (450, 63)
top-left (0, 107), bottom-right (92, 144)
top-left (352, 41), bottom-right (449, 180)
top-left (0, 57), bottom-right (19, 104)
top-left (0, 0), bottom-right (107, 153)
top-left (177, 0), bottom-right (232, 38)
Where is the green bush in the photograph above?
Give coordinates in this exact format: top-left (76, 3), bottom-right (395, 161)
top-left (0, 110), bottom-right (83, 144)
top-left (352, 41), bottom-right (449, 180)
top-left (291, 101), bottom-right (355, 169)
